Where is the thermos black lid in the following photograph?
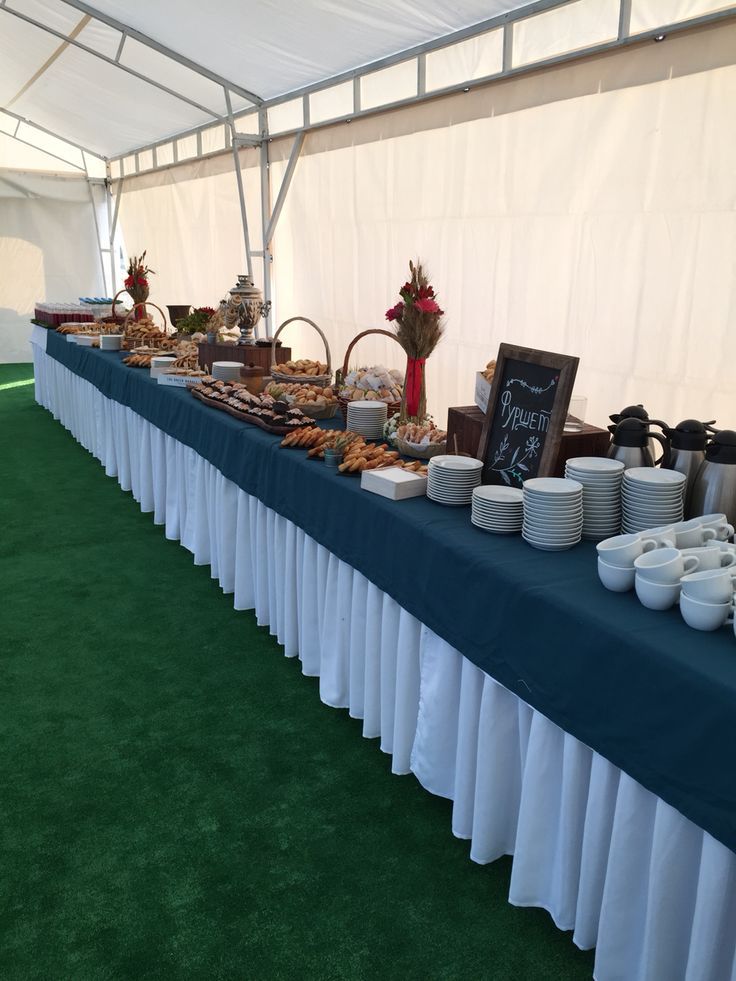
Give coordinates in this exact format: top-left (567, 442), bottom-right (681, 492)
top-left (705, 430), bottom-right (736, 464)
top-left (668, 419), bottom-right (710, 451)
top-left (611, 417), bottom-right (651, 447)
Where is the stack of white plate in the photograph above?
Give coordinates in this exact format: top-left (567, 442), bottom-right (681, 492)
top-left (427, 455), bottom-right (483, 506)
top-left (564, 456), bottom-right (624, 540)
top-left (471, 486), bottom-right (523, 534)
top-left (522, 477), bottom-right (584, 551)
top-left (212, 361), bottom-right (243, 382)
top-left (621, 467), bottom-right (686, 534)
top-left (346, 399), bottom-right (387, 438)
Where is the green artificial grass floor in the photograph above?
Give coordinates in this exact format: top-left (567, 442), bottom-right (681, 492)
top-left (0, 362), bottom-right (595, 980)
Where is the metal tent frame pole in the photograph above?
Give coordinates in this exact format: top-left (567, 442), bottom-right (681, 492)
top-left (225, 90), bottom-right (254, 281)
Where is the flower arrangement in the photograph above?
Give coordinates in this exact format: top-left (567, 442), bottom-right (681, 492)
top-left (124, 251), bottom-right (154, 306)
top-left (175, 306), bottom-right (216, 335)
top-left (386, 260), bottom-right (444, 422)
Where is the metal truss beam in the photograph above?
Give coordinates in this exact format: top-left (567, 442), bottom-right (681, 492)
top-left (264, 131), bottom-right (304, 249)
top-left (58, 0), bottom-right (263, 106)
top-left (2, 106), bottom-right (103, 161)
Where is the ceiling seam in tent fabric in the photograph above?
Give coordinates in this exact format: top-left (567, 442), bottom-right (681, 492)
top-left (6, 15), bottom-right (91, 109)
top-left (56, 0), bottom-right (263, 106)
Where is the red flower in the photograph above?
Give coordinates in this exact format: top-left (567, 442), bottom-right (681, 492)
top-left (385, 302), bottom-right (404, 322)
top-left (414, 298), bottom-right (442, 315)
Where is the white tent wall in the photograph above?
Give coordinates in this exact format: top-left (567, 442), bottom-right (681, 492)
top-left (0, 173), bottom-right (107, 362)
top-left (114, 19), bottom-right (736, 429)
top-left (116, 151), bottom-right (263, 315)
top-left (268, 20), bottom-right (736, 428)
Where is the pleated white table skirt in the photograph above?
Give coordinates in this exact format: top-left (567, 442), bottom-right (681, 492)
top-left (32, 339), bottom-right (736, 981)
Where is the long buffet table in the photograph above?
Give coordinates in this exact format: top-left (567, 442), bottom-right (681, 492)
top-left (32, 326), bottom-right (736, 981)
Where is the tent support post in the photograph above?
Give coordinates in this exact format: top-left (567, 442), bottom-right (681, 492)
top-left (85, 164), bottom-right (108, 294)
top-left (259, 109), bottom-right (272, 336)
top-left (106, 162), bottom-right (120, 295)
top-left (225, 90), bottom-right (254, 280)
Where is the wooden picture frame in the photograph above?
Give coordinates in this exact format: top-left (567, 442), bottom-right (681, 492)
top-left (477, 343), bottom-right (579, 487)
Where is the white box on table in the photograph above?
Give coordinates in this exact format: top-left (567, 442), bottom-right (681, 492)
top-left (475, 372), bottom-right (492, 413)
top-left (360, 467), bottom-right (427, 501)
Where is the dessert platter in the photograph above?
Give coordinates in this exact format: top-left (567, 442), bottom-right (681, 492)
top-left (190, 379), bottom-right (312, 434)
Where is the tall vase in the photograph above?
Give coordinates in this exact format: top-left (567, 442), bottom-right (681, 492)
top-left (399, 356), bottom-right (427, 423)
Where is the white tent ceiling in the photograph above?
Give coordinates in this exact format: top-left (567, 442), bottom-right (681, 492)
top-left (2, 0), bottom-right (733, 168)
top-left (0, 0), bottom-right (526, 160)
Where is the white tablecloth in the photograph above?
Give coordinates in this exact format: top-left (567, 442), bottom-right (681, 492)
top-left (31, 332), bottom-right (736, 981)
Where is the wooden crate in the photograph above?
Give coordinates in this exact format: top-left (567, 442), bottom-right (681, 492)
top-left (197, 342), bottom-right (291, 373)
top-left (446, 405), bottom-right (610, 476)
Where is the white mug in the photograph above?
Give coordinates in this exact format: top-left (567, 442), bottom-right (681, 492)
top-left (705, 540), bottom-right (736, 554)
top-left (697, 513), bottom-right (735, 542)
top-left (598, 557), bottom-right (635, 592)
top-left (634, 547), bottom-right (699, 584)
top-left (681, 546), bottom-right (736, 571)
top-left (671, 519), bottom-right (717, 549)
top-left (597, 533), bottom-right (657, 569)
top-left (640, 525), bottom-right (676, 549)
top-left (680, 593), bottom-right (734, 631)
top-left (635, 574), bottom-right (681, 611)
top-left (680, 567), bottom-right (736, 604)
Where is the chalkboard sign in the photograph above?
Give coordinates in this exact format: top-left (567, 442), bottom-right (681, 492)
top-left (477, 344), bottom-right (579, 487)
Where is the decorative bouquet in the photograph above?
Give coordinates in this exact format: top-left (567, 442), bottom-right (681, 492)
top-left (386, 260), bottom-right (444, 423)
top-left (124, 251), bottom-right (155, 313)
top-left (175, 306), bottom-right (216, 335)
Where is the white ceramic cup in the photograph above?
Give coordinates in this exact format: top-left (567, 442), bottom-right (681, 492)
top-left (697, 513), bottom-right (735, 542)
top-left (597, 557), bottom-right (635, 592)
top-left (635, 574), bottom-right (681, 611)
top-left (596, 533), bottom-right (657, 569)
top-left (639, 525), bottom-right (676, 548)
top-left (634, 547), bottom-right (699, 584)
top-left (681, 546), bottom-right (736, 572)
top-left (680, 567), bottom-right (736, 604)
top-left (671, 519), bottom-right (717, 549)
top-left (681, 542), bottom-right (736, 572)
top-left (680, 593), bottom-right (734, 631)
top-left (705, 540), bottom-right (736, 554)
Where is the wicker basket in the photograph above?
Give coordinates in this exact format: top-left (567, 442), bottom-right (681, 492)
top-left (270, 317), bottom-right (332, 387)
top-left (395, 436), bottom-right (447, 460)
top-left (122, 302), bottom-right (172, 349)
top-left (110, 288), bottom-right (134, 324)
top-left (338, 328), bottom-right (404, 424)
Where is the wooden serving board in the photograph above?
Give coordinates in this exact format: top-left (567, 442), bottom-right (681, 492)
top-left (190, 387), bottom-right (307, 436)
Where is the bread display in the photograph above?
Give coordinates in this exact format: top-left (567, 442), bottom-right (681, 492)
top-left (265, 382), bottom-right (336, 405)
top-left (482, 360), bottom-right (496, 383)
top-left (270, 358), bottom-right (329, 378)
top-left (339, 365), bottom-right (403, 404)
top-left (396, 421), bottom-right (447, 445)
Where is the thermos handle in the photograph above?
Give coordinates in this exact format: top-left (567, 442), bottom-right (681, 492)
top-left (650, 431), bottom-right (670, 467)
